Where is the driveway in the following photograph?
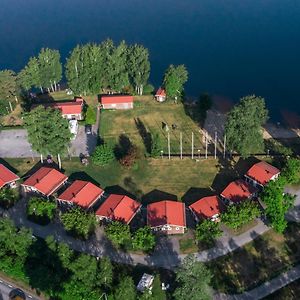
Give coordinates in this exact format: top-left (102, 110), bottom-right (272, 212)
top-left (0, 125), bottom-right (98, 158)
top-left (0, 129), bottom-right (39, 158)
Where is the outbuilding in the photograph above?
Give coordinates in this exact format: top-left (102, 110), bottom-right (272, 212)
top-left (245, 161), bottom-right (280, 188)
top-left (57, 180), bottom-right (104, 209)
top-left (189, 195), bottom-right (224, 222)
top-left (147, 200), bottom-right (186, 234)
top-left (0, 164), bottom-right (20, 189)
top-left (220, 179), bottom-right (257, 205)
top-left (100, 95), bottom-right (134, 109)
top-left (22, 167), bottom-right (68, 197)
top-left (95, 194), bottom-right (141, 224)
top-left (155, 88), bottom-right (166, 102)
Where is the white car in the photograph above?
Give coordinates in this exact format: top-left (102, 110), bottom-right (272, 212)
top-left (69, 119), bottom-right (78, 139)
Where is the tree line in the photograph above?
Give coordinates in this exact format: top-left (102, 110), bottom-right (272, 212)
top-left (0, 217), bottom-right (213, 300)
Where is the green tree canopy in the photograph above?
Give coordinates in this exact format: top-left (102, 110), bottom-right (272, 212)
top-left (128, 44), bottom-right (150, 95)
top-left (132, 226), bottom-right (156, 252)
top-left (174, 255), bottom-right (212, 300)
top-left (114, 276), bottom-right (137, 300)
top-left (60, 207), bottom-right (97, 239)
top-left (261, 177), bottom-right (296, 233)
top-left (195, 219), bottom-right (222, 245)
top-left (91, 143), bottom-right (115, 166)
top-left (224, 95), bottom-right (268, 158)
top-left (18, 48), bottom-right (62, 92)
top-left (282, 158), bottom-right (300, 184)
top-left (221, 200), bottom-right (261, 230)
top-left (0, 70), bottom-right (18, 102)
top-left (163, 64), bottom-right (188, 100)
top-left (105, 221), bottom-right (131, 247)
top-left (23, 106), bottom-right (72, 156)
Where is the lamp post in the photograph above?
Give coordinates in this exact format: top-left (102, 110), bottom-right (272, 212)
top-left (198, 149), bottom-right (200, 159)
top-left (161, 150), bottom-right (164, 159)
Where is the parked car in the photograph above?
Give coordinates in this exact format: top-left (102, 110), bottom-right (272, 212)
top-left (69, 120), bottom-right (79, 139)
top-left (85, 124), bottom-right (92, 135)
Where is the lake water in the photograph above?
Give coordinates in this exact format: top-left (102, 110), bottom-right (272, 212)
top-left (1, 0), bottom-right (300, 122)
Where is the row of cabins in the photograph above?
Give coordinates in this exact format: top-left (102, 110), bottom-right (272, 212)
top-left (0, 160), bottom-right (280, 235)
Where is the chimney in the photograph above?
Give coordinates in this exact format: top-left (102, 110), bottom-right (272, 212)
top-left (36, 178), bottom-right (39, 183)
top-left (72, 192), bottom-right (76, 198)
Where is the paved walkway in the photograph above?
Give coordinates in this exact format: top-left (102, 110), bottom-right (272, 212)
top-left (214, 264), bottom-right (300, 300)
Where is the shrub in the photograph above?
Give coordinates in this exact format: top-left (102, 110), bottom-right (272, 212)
top-left (85, 106), bottom-right (97, 125)
top-left (143, 84), bottom-right (155, 95)
top-left (282, 158), bottom-right (300, 184)
top-left (150, 132), bottom-right (162, 158)
top-left (222, 200), bottom-right (261, 230)
top-left (61, 207), bottom-right (96, 240)
top-left (195, 219), bottom-right (222, 245)
top-left (105, 221), bottom-right (131, 247)
top-left (0, 187), bottom-right (19, 209)
top-left (91, 144), bottom-right (115, 166)
top-left (132, 226), bottom-right (156, 252)
top-left (261, 177), bottom-right (296, 233)
top-left (27, 197), bottom-right (57, 225)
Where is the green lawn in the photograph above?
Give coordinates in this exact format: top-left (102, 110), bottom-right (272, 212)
top-left (100, 96), bottom-right (204, 154)
top-left (209, 222), bottom-right (300, 294)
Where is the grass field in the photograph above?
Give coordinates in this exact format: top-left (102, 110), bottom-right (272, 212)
top-left (209, 222), bottom-right (300, 294)
top-left (100, 96), bottom-right (205, 154)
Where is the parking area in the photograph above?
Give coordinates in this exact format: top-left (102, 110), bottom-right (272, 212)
top-left (0, 127), bottom-right (97, 158)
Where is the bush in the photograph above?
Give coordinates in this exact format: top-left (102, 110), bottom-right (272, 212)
top-left (105, 221), bottom-right (131, 247)
top-left (0, 187), bottom-right (19, 209)
top-left (282, 158), bottom-right (300, 184)
top-left (195, 219), bottom-right (222, 245)
top-left (261, 177), bottom-right (296, 233)
top-left (27, 197), bottom-right (57, 225)
top-left (132, 226), bottom-right (156, 252)
top-left (91, 144), bottom-right (115, 166)
top-left (60, 207), bottom-right (96, 240)
top-left (222, 200), bottom-right (261, 230)
top-left (150, 132), bottom-right (162, 158)
top-left (114, 134), bottom-right (138, 167)
top-left (143, 84), bottom-right (155, 95)
top-left (85, 106), bottom-right (97, 125)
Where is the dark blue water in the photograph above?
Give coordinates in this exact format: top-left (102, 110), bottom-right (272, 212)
top-left (1, 0), bottom-right (300, 121)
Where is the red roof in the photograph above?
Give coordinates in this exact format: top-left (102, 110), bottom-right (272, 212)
top-left (95, 194), bottom-right (141, 224)
top-left (155, 88), bottom-right (166, 97)
top-left (246, 161), bottom-right (280, 186)
top-left (221, 179), bottom-right (257, 203)
top-left (147, 200), bottom-right (186, 228)
top-left (22, 167), bottom-right (68, 196)
top-left (101, 95), bottom-right (133, 105)
top-left (0, 164), bottom-right (19, 188)
top-left (57, 180), bottom-right (104, 209)
top-left (32, 98), bottom-right (83, 115)
top-left (189, 196), bottom-right (224, 219)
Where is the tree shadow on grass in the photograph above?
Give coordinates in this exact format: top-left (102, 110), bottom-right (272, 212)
top-left (181, 187), bottom-right (215, 206)
top-left (105, 184), bottom-right (136, 200)
top-left (0, 158), bottom-right (19, 175)
top-left (135, 117), bottom-right (152, 155)
top-left (211, 156), bottom-right (260, 194)
top-left (68, 171), bottom-right (100, 186)
top-left (141, 189), bottom-right (178, 206)
top-left (113, 134), bottom-right (133, 160)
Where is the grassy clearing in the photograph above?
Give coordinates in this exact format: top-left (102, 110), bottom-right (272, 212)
top-left (100, 96), bottom-right (204, 153)
top-left (209, 222), bottom-right (300, 294)
top-left (179, 237), bottom-right (198, 254)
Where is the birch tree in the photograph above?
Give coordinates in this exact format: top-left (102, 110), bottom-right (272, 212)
top-left (0, 70), bottom-right (18, 102)
top-left (224, 95), bottom-right (268, 158)
top-left (163, 64), bottom-right (188, 100)
top-left (128, 44), bottom-right (150, 95)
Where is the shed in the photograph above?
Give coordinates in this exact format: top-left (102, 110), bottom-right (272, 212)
top-left (100, 95), bottom-right (134, 109)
